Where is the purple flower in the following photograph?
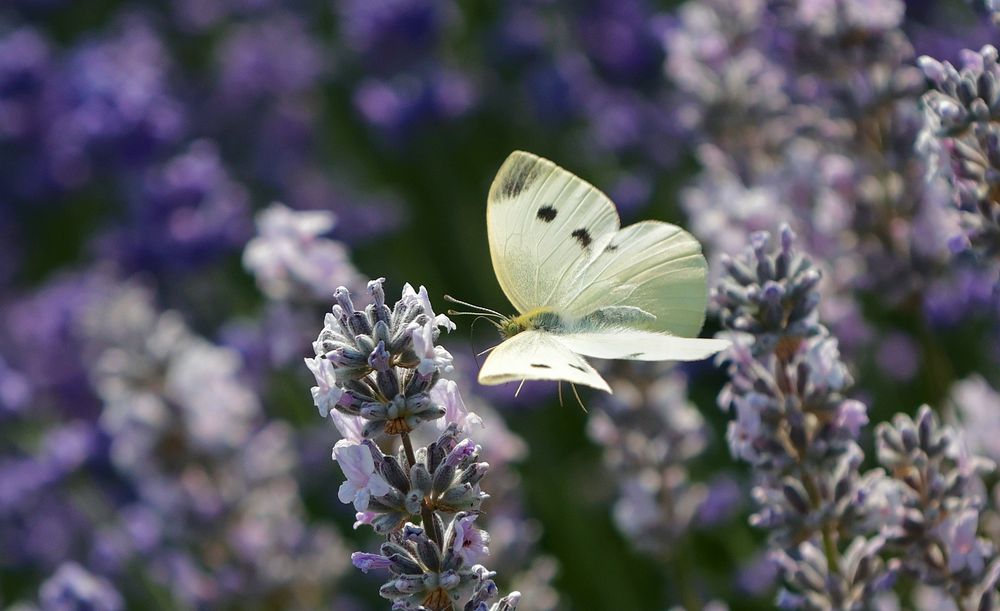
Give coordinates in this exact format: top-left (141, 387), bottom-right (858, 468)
top-left (444, 438), bottom-right (477, 468)
top-left (337, 0), bottom-right (448, 72)
top-left (330, 409), bottom-right (365, 444)
top-left (304, 356), bottom-right (344, 418)
top-left (430, 378), bottom-right (483, 434)
top-left (46, 16), bottom-right (184, 183)
top-left (452, 513), bottom-right (490, 565)
top-left (350, 551), bottom-right (392, 574)
top-left (0, 356), bottom-right (31, 414)
top-left (835, 400), bottom-right (869, 438)
top-left (353, 511), bottom-right (377, 530)
top-left (111, 140), bottom-right (252, 270)
top-left (949, 375), bottom-right (1000, 463)
top-left (39, 562), bottom-right (123, 611)
top-left (352, 68), bottom-right (478, 142)
top-left (214, 14), bottom-right (327, 105)
top-left (938, 507), bottom-right (988, 575)
top-left (243, 203), bottom-right (360, 301)
top-left (576, 0), bottom-right (665, 86)
top-left (408, 318), bottom-right (454, 376)
top-left (333, 440), bottom-right (392, 511)
top-left (727, 393), bottom-right (765, 462)
top-left (0, 26), bottom-right (50, 142)
top-left (401, 282), bottom-right (454, 331)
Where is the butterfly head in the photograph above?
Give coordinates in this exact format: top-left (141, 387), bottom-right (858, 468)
top-left (443, 295), bottom-right (560, 339)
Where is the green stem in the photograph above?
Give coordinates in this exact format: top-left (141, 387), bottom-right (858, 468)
top-left (400, 431), bottom-right (453, 611)
top-left (801, 470), bottom-right (841, 576)
top-left (400, 432), bottom-right (444, 549)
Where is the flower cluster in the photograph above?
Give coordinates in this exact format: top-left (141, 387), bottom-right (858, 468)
top-left (0, 273), bottom-right (350, 609)
top-left (876, 407), bottom-right (999, 605)
top-left (716, 227), bottom-right (1000, 609)
top-left (715, 227), bottom-right (886, 608)
top-left (588, 366), bottom-right (726, 554)
top-left (306, 278), bottom-right (454, 436)
top-left (305, 279), bottom-right (519, 611)
top-left (670, 0), bottom-right (981, 364)
top-left (243, 203), bottom-right (361, 301)
top-left (919, 45), bottom-right (1000, 258)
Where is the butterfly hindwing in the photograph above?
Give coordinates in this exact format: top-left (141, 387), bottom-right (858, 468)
top-left (554, 328), bottom-right (731, 362)
top-left (559, 220), bottom-right (710, 337)
top-left (478, 330), bottom-right (611, 393)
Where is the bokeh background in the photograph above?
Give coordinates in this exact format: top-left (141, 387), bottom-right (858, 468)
top-left (2, 0), bottom-right (1000, 609)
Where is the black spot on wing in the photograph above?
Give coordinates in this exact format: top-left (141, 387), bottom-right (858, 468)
top-left (530, 363), bottom-right (552, 369)
top-left (500, 162), bottom-right (537, 200)
top-left (571, 228), bottom-right (592, 248)
top-left (536, 205), bottom-right (557, 222)
top-left (624, 352), bottom-right (644, 359)
top-left (606, 243), bottom-right (619, 252)
top-left (569, 364), bottom-right (587, 372)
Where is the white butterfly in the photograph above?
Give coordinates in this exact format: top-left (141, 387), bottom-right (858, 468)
top-left (466, 150), bottom-right (730, 394)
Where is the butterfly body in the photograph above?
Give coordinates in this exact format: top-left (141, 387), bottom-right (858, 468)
top-left (498, 308), bottom-right (562, 338)
top-left (477, 151), bottom-right (730, 393)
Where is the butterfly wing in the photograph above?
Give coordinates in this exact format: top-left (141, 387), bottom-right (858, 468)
top-left (478, 330), bottom-right (611, 393)
top-left (555, 328), bottom-right (730, 361)
top-left (487, 151), bottom-right (620, 315)
top-left (559, 220), bottom-right (710, 338)
top-left (487, 152), bottom-right (709, 339)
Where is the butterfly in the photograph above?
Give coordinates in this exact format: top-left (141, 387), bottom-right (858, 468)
top-left (456, 150), bottom-right (730, 394)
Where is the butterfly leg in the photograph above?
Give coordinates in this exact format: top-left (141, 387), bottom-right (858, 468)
top-left (570, 383), bottom-right (588, 413)
top-left (514, 379), bottom-right (527, 398)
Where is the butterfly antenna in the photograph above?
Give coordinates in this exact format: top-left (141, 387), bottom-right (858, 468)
top-left (476, 345), bottom-right (498, 357)
top-left (570, 383), bottom-right (588, 413)
top-left (444, 295), bottom-right (505, 318)
top-left (557, 381), bottom-right (564, 408)
top-left (466, 316), bottom-right (502, 369)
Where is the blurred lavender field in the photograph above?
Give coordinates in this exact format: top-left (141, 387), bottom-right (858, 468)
top-left (3, 0), bottom-right (1000, 609)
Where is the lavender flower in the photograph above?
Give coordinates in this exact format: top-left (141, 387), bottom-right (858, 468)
top-left (213, 14), bottom-right (328, 105)
top-left (918, 45), bottom-right (1000, 257)
top-left (337, 0), bottom-right (449, 73)
top-left (876, 406), bottom-right (999, 605)
top-left (113, 140), bottom-right (252, 270)
top-left (38, 562), bottom-right (124, 611)
top-left (948, 375), bottom-right (1000, 463)
top-left (306, 278), bottom-right (519, 610)
top-left (243, 202), bottom-right (361, 301)
top-left (351, 523), bottom-right (513, 611)
top-left (716, 227), bottom-right (1000, 609)
top-left (672, 0), bottom-right (963, 366)
top-left (46, 15), bottom-right (185, 184)
top-left (715, 227), bottom-right (890, 608)
top-left (587, 367), bottom-right (714, 554)
top-left (305, 278), bottom-right (453, 436)
top-left (76, 279), bottom-right (349, 607)
top-left (334, 439), bottom-right (394, 511)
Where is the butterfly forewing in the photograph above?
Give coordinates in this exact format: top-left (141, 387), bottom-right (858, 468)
top-left (487, 151), bottom-right (619, 315)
